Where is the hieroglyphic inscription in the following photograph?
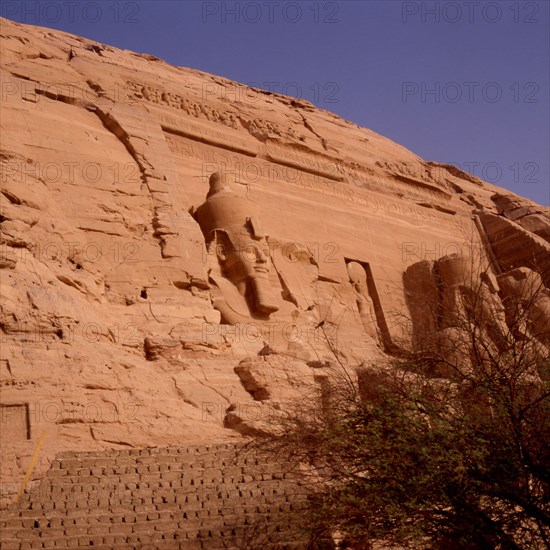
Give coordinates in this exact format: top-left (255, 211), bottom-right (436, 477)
top-left (125, 81), bottom-right (240, 129)
top-left (162, 123), bottom-right (451, 209)
top-left (376, 159), bottom-right (456, 194)
top-left (165, 133), bottom-right (464, 227)
top-left (130, 81), bottom-right (454, 204)
top-left (165, 133), bottom-right (335, 189)
top-left (264, 143), bottom-right (450, 202)
top-left (126, 82), bottom-right (298, 140)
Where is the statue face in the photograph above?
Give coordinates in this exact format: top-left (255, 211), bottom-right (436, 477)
top-left (214, 228), bottom-right (278, 315)
top-left (498, 268), bottom-right (546, 302)
top-left (437, 254), bottom-right (471, 289)
top-left (217, 231), bottom-right (271, 286)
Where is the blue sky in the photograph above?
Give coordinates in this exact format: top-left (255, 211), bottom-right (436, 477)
top-left (2, 0), bottom-right (549, 205)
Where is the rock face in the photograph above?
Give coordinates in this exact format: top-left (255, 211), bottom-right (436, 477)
top-left (1, 18), bottom-right (549, 505)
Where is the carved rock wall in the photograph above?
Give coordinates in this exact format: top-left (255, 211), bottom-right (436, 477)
top-left (1, 18), bottom-right (549, 505)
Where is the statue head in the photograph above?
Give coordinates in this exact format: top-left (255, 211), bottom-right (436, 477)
top-left (195, 172), bottom-right (278, 315)
top-left (436, 254), bottom-right (472, 290)
top-left (497, 267), bottom-right (545, 302)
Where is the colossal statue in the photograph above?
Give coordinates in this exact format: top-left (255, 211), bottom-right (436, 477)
top-left (436, 254), bottom-right (507, 349)
top-left (194, 172), bottom-right (281, 324)
top-left (403, 254), bottom-right (509, 364)
top-left (497, 267), bottom-right (550, 346)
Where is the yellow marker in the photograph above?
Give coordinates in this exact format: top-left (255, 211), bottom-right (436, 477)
top-left (16, 430), bottom-right (46, 504)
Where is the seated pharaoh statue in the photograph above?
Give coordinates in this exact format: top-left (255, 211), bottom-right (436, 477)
top-left (497, 267), bottom-right (550, 348)
top-left (436, 253), bottom-right (508, 352)
top-left (194, 172), bottom-right (296, 326)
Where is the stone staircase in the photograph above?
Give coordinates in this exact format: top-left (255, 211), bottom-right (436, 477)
top-left (0, 443), bottom-right (316, 549)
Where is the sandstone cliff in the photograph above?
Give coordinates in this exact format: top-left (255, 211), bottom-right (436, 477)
top-left (1, 18), bottom-right (549, 505)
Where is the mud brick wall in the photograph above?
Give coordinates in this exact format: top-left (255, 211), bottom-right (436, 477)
top-left (0, 443), bottom-right (313, 549)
